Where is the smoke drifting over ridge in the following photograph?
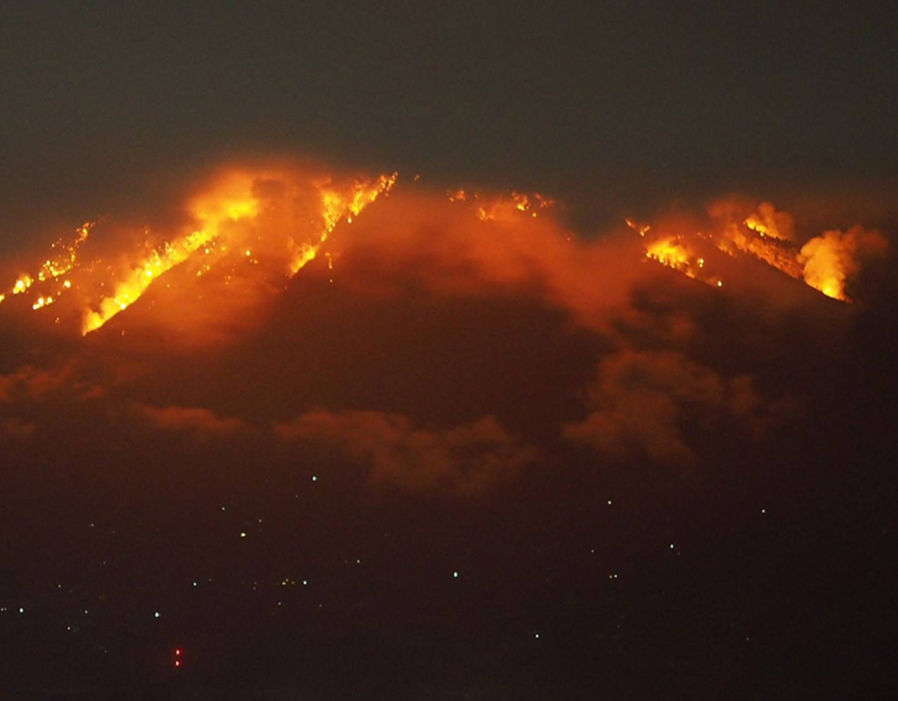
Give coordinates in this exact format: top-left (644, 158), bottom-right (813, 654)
top-left (0, 159), bottom-right (893, 493)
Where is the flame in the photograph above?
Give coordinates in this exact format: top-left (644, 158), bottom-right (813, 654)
top-left (80, 177), bottom-right (261, 334)
top-left (630, 199), bottom-right (888, 302)
top-left (707, 202), bottom-right (804, 281)
top-left (12, 275), bottom-right (33, 295)
top-left (645, 238), bottom-right (692, 271)
top-left (81, 228), bottom-right (229, 333)
top-left (1, 222), bottom-right (93, 310)
top-left (743, 202), bottom-right (793, 241)
top-left (291, 172), bottom-right (398, 275)
top-left (0, 166), bottom-right (398, 336)
top-left (446, 188), bottom-right (555, 222)
top-left (798, 226), bottom-right (888, 301)
top-left (4, 170), bottom-right (888, 343)
top-left (628, 218), bottom-right (724, 289)
top-left (625, 218), bottom-right (651, 237)
top-left (79, 170), bottom-right (397, 334)
top-left (714, 201), bottom-right (888, 301)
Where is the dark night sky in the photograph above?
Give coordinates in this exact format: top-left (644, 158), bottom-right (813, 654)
top-left (2, 3), bottom-right (898, 699)
top-left (2, 1), bottom-right (897, 246)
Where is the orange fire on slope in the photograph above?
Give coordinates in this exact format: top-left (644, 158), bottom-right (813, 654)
top-left (627, 219), bottom-right (724, 289)
top-left (1, 222), bottom-right (93, 310)
top-left (446, 189), bottom-right (556, 222)
top-left (798, 226), bottom-right (889, 301)
top-left (633, 200), bottom-right (888, 302)
top-left (81, 170), bottom-right (396, 334)
top-left (2, 168), bottom-right (890, 346)
top-left (291, 172), bottom-right (398, 275)
top-left (0, 166), bottom-right (397, 336)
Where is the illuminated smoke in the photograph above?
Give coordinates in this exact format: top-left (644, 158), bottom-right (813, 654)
top-left (743, 201), bottom-right (795, 241)
top-left (0, 166), bottom-right (397, 336)
top-left (798, 226), bottom-right (888, 301)
top-left (291, 172), bottom-right (398, 274)
top-left (1, 164), bottom-right (891, 349)
top-left (708, 200), bottom-right (804, 280)
top-left (626, 219), bottom-right (724, 289)
top-left (81, 169), bottom-right (396, 334)
top-left (630, 198), bottom-right (889, 302)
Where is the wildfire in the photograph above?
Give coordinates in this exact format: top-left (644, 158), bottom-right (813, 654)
top-left (797, 226), bottom-right (888, 302)
top-left (631, 200), bottom-right (888, 302)
top-left (291, 172), bottom-right (398, 275)
top-left (2, 168), bottom-right (888, 342)
top-left (82, 170), bottom-right (397, 333)
top-left (628, 219), bottom-right (724, 289)
top-left (1, 222), bottom-right (93, 310)
top-left (0, 166), bottom-right (398, 336)
top-left (81, 227), bottom-right (226, 333)
top-left (446, 189), bottom-right (555, 221)
top-left (645, 238), bottom-right (691, 271)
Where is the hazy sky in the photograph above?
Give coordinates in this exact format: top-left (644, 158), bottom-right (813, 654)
top-left (2, 1), bottom-right (896, 246)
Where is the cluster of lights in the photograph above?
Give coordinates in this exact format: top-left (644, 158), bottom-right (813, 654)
top-left (0, 223), bottom-right (92, 312)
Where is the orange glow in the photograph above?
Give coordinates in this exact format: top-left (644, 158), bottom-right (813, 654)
top-left (0, 165), bottom-right (398, 338)
top-left (645, 238), bottom-right (691, 271)
top-left (77, 168), bottom-right (397, 334)
top-left (445, 188), bottom-right (555, 222)
top-left (625, 218), bottom-right (651, 237)
top-left (743, 202), bottom-right (793, 241)
top-left (628, 198), bottom-right (889, 302)
top-left (3, 168), bottom-right (888, 345)
top-left (630, 219), bottom-right (725, 290)
top-left (82, 227), bottom-right (226, 333)
top-left (798, 226), bottom-right (888, 301)
top-left (12, 274), bottom-right (33, 294)
top-left (290, 172), bottom-right (397, 275)
top-left (1, 222), bottom-right (93, 311)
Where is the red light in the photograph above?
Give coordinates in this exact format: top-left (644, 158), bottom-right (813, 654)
top-left (175, 648), bottom-right (182, 656)
top-left (174, 659), bottom-right (181, 668)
